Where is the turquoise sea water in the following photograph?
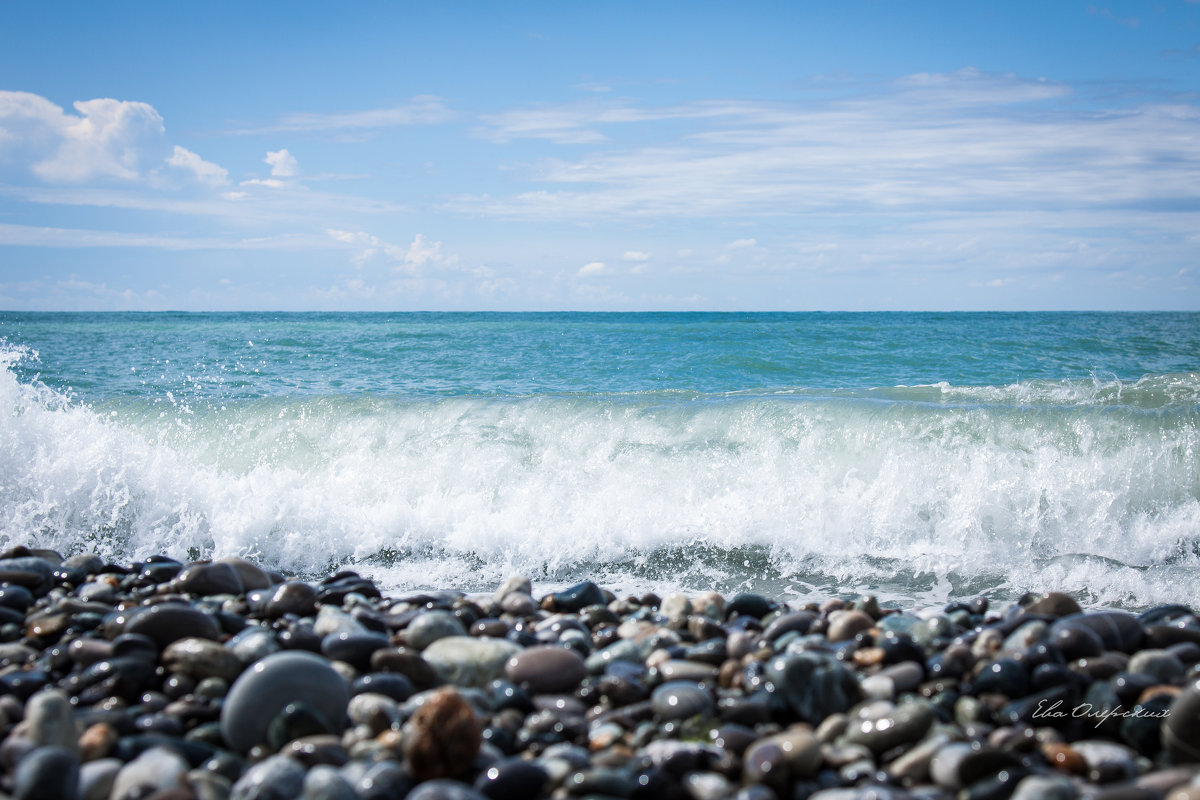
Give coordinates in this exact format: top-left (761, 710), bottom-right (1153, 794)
top-left (1, 311), bottom-right (1198, 607)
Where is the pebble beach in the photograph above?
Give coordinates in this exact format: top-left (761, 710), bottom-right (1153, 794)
top-left (1, 547), bottom-right (1199, 800)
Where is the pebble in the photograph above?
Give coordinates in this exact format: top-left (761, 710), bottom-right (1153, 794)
top-left (403, 687), bottom-right (481, 781)
top-left (220, 650), bottom-right (350, 753)
top-left (406, 610), bottom-right (468, 650)
top-left (423, 635), bottom-right (522, 687)
top-left (3, 550), bottom-right (1199, 800)
top-left (505, 645), bottom-right (587, 693)
top-left (650, 680), bottom-right (714, 720)
top-left (25, 688), bottom-right (77, 751)
top-left (12, 745), bottom-right (79, 800)
top-left (108, 746), bottom-right (189, 800)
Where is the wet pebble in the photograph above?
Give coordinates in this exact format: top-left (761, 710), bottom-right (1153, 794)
top-left (506, 645), bottom-right (587, 694)
top-left (220, 650), bottom-right (350, 753)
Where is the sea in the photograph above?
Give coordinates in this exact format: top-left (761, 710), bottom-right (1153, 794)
top-left (1, 311), bottom-right (1197, 610)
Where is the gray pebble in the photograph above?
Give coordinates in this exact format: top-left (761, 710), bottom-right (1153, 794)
top-left (220, 650), bottom-right (350, 753)
top-left (406, 610), bottom-right (467, 650)
top-left (13, 745), bottom-right (79, 800)
top-left (302, 764), bottom-right (358, 800)
top-left (109, 746), bottom-right (188, 800)
top-left (25, 689), bottom-right (77, 752)
top-left (422, 635), bottom-right (521, 687)
top-left (651, 681), bottom-right (714, 720)
top-left (230, 754), bottom-right (306, 800)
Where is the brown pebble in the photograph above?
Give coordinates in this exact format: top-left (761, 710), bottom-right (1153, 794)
top-left (719, 659), bottom-right (743, 690)
top-left (1041, 742), bottom-right (1087, 775)
top-left (1022, 591), bottom-right (1082, 618)
top-left (78, 722), bottom-right (118, 761)
top-left (854, 647), bottom-right (885, 668)
top-left (1139, 684), bottom-right (1180, 704)
top-left (826, 610), bottom-right (874, 642)
top-left (403, 687), bottom-right (481, 781)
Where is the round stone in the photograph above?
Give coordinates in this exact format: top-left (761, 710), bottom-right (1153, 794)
top-left (765, 652), bottom-right (861, 723)
top-left (505, 645), bottom-right (587, 694)
top-left (406, 611), bottom-right (467, 651)
top-left (972, 657), bottom-right (1029, 698)
top-left (1163, 676), bottom-right (1200, 764)
top-left (826, 610), bottom-right (874, 642)
top-left (169, 561), bottom-right (243, 596)
top-left (25, 689), bottom-right (77, 751)
top-left (841, 700), bottom-right (935, 754)
top-left (265, 581), bottom-right (317, 618)
top-left (1021, 592), bottom-right (1082, 618)
top-left (117, 602), bottom-right (221, 648)
top-left (13, 745), bottom-right (79, 800)
top-left (351, 672), bottom-right (414, 701)
top-left (109, 746), bottom-right (188, 800)
top-left (651, 681), bottom-right (714, 720)
top-left (1127, 648), bottom-right (1185, 683)
top-left (301, 765), bottom-right (358, 800)
top-left (422, 636), bottom-right (521, 688)
top-left (320, 631), bottom-right (391, 671)
top-left (406, 780), bottom-right (489, 800)
top-left (472, 758), bottom-right (549, 800)
top-left (229, 753), bottom-right (305, 800)
top-left (540, 581), bottom-right (605, 613)
top-left (220, 651), bottom-right (350, 753)
top-left (1050, 611), bottom-right (1144, 654)
top-left (162, 637), bottom-right (243, 683)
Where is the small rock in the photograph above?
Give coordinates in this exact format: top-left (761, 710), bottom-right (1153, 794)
top-left (230, 754), bottom-right (306, 800)
top-left (422, 636), bottom-right (521, 688)
top-left (403, 687), bottom-right (481, 781)
top-left (220, 650), bottom-right (350, 753)
top-left (13, 745), bottom-right (79, 800)
top-left (506, 645), bottom-right (587, 694)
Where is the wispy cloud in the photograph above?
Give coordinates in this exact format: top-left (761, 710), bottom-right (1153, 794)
top-left (232, 95), bottom-right (453, 135)
top-left (0, 222), bottom-right (331, 250)
top-left (450, 70), bottom-right (1200, 224)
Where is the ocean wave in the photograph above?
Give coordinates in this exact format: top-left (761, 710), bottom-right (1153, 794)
top-left (2, 344), bottom-right (1198, 608)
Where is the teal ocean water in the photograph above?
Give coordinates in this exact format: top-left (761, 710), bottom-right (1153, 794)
top-left (1, 311), bottom-right (1198, 608)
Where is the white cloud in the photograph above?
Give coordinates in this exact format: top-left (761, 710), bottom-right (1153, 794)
top-left (0, 90), bottom-right (166, 182)
top-left (450, 70), bottom-right (1200, 225)
top-left (578, 261), bottom-right (607, 277)
top-left (167, 146), bottom-right (228, 186)
top-left (725, 238), bottom-right (757, 250)
top-left (0, 222), bottom-right (333, 251)
top-left (265, 149), bottom-right (298, 177)
top-left (405, 233), bottom-right (442, 266)
top-left (235, 96), bottom-right (453, 134)
top-left (239, 177), bottom-right (288, 189)
top-left (622, 250), bottom-right (650, 261)
top-left (326, 229), bottom-right (449, 271)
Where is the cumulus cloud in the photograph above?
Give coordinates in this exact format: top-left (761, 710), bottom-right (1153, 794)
top-left (622, 251), bottom-right (650, 261)
top-left (265, 149), bottom-right (298, 177)
top-left (577, 261), bottom-right (607, 277)
top-left (0, 90), bottom-right (166, 182)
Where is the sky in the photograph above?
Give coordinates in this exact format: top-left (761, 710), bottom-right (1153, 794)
top-left (1, 1), bottom-right (1199, 311)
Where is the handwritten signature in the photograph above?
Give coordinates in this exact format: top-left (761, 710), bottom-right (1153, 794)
top-left (1031, 699), bottom-right (1170, 728)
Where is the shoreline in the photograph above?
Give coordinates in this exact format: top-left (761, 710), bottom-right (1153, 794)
top-left (1, 547), bottom-right (1198, 799)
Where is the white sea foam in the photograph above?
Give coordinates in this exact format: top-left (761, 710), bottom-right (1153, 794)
top-left (2, 345), bottom-right (1198, 607)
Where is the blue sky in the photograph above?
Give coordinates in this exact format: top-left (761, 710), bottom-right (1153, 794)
top-left (1, 1), bottom-right (1198, 311)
